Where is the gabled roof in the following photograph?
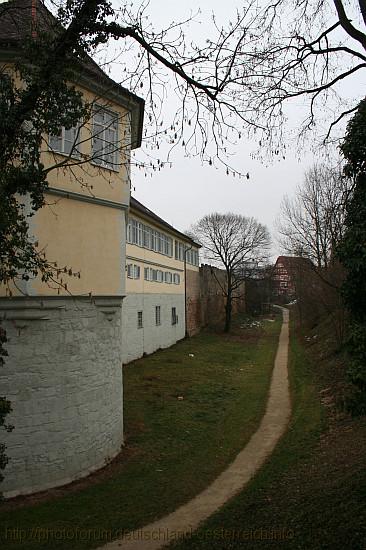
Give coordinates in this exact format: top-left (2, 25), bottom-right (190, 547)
top-left (0, 0), bottom-right (144, 148)
top-left (130, 197), bottom-right (201, 248)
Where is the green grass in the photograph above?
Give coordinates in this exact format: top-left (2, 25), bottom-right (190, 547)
top-left (0, 315), bottom-right (281, 550)
top-left (169, 314), bottom-right (366, 550)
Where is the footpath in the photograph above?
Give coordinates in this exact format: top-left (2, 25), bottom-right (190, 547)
top-left (100, 306), bottom-right (291, 550)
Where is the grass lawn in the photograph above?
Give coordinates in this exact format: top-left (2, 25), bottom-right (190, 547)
top-left (0, 314), bottom-right (281, 550)
top-left (170, 312), bottom-right (366, 549)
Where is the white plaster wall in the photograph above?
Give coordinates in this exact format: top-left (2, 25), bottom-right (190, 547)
top-left (0, 296), bottom-right (124, 498)
top-left (122, 294), bottom-right (185, 364)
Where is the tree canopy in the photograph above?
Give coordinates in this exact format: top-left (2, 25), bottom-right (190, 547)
top-left (337, 97), bottom-right (366, 412)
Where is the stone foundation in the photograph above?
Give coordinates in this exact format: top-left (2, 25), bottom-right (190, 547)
top-left (0, 295), bottom-right (124, 498)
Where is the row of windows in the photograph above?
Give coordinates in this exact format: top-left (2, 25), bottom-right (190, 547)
top-left (127, 264), bottom-right (181, 285)
top-left (127, 218), bottom-right (199, 266)
top-left (49, 107), bottom-right (120, 169)
top-left (145, 268), bottom-right (180, 285)
top-left (174, 241), bottom-right (199, 266)
top-left (138, 306), bottom-right (178, 328)
top-left (127, 219), bottom-right (173, 257)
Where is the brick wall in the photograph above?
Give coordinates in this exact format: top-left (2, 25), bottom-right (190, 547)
top-left (199, 264), bottom-right (245, 329)
top-left (186, 269), bottom-right (201, 336)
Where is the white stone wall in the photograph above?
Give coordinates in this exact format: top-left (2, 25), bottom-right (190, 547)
top-left (122, 294), bottom-right (185, 364)
top-left (0, 296), bottom-right (124, 498)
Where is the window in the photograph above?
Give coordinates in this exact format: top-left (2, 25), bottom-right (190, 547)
top-left (143, 225), bottom-right (152, 248)
top-left (157, 270), bottom-right (163, 283)
top-left (92, 107), bottom-right (119, 168)
top-left (184, 247), bottom-right (199, 266)
top-left (127, 264), bottom-right (140, 279)
top-left (173, 273), bottom-right (180, 285)
top-left (164, 271), bottom-right (172, 284)
top-left (137, 311), bottom-right (143, 329)
top-left (144, 267), bottom-right (150, 281)
top-left (172, 307), bottom-right (178, 325)
top-left (153, 230), bottom-right (159, 252)
top-left (49, 126), bottom-right (81, 157)
top-left (155, 305), bottom-right (161, 326)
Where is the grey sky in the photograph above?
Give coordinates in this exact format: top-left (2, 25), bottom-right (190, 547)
top-left (109, 0), bottom-right (364, 261)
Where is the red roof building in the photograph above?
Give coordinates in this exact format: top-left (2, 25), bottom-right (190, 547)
top-left (272, 256), bottom-right (313, 298)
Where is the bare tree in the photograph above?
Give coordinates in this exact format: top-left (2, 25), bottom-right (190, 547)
top-left (192, 213), bottom-right (271, 332)
top-left (277, 164), bottom-right (352, 268)
top-left (6, 0), bottom-right (364, 173)
top-left (0, 0), bottom-right (364, 291)
top-left (93, 0), bottom-right (366, 159)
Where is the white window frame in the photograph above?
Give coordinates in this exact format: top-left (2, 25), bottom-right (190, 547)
top-left (49, 125), bottom-right (81, 158)
top-left (91, 105), bottom-right (119, 170)
top-left (127, 263), bottom-right (140, 279)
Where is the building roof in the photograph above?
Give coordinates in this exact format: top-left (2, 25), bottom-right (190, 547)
top-left (0, 0), bottom-right (144, 148)
top-left (275, 255), bottom-right (313, 271)
top-left (130, 197), bottom-right (201, 248)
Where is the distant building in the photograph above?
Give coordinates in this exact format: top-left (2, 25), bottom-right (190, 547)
top-left (272, 255), bottom-right (313, 299)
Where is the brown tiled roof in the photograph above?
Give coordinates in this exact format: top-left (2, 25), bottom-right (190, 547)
top-left (0, 0), bottom-right (144, 147)
top-left (0, 0), bottom-right (56, 44)
top-left (130, 197), bottom-right (201, 248)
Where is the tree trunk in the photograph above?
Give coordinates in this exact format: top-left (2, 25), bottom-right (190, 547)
top-left (224, 281), bottom-right (232, 332)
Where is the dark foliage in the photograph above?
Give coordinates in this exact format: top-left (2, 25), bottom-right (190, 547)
top-left (338, 98), bottom-right (366, 413)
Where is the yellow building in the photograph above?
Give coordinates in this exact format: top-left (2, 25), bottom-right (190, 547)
top-left (0, 0), bottom-right (144, 497)
top-left (123, 197), bottom-right (201, 363)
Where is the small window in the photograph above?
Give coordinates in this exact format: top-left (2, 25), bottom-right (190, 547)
top-left (165, 272), bottom-right (172, 284)
top-left (144, 267), bottom-right (150, 281)
top-left (155, 305), bottom-right (161, 326)
top-left (172, 307), bottom-right (178, 325)
top-left (173, 273), bottom-right (180, 285)
top-left (137, 311), bottom-right (143, 329)
top-left (157, 270), bottom-right (163, 283)
top-left (127, 263), bottom-right (133, 278)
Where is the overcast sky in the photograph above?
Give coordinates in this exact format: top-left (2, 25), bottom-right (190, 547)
top-left (107, 0), bottom-right (364, 261)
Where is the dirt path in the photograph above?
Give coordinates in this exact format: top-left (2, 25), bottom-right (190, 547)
top-left (99, 306), bottom-right (291, 550)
